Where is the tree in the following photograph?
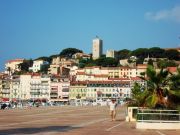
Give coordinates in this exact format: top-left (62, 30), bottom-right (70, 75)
top-left (95, 57), bottom-right (118, 67)
top-left (157, 59), bottom-right (178, 68)
top-left (131, 65), bottom-right (180, 108)
top-left (164, 49), bottom-right (180, 60)
top-left (59, 48), bottom-right (83, 58)
top-left (136, 58), bottom-right (144, 64)
top-left (168, 69), bottom-right (180, 109)
top-left (147, 59), bottom-right (154, 66)
top-left (148, 47), bottom-right (165, 58)
top-left (131, 83), bottom-right (148, 107)
top-left (130, 48), bottom-right (149, 59)
top-left (39, 64), bottom-right (50, 74)
top-left (117, 49), bottom-right (131, 60)
top-left (18, 59), bottom-right (33, 72)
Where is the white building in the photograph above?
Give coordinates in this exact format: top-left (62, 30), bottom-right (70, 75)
top-left (29, 59), bottom-right (49, 72)
top-left (92, 37), bottom-right (103, 60)
top-left (20, 74), bottom-right (31, 100)
top-left (19, 74), bottom-right (51, 100)
top-left (106, 50), bottom-right (117, 58)
top-left (30, 74), bottom-right (50, 100)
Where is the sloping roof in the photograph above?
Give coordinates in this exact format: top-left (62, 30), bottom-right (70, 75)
top-left (7, 59), bottom-right (24, 63)
top-left (167, 67), bottom-right (177, 73)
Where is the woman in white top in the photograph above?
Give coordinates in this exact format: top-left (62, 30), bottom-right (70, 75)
top-left (109, 99), bottom-right (117, 121)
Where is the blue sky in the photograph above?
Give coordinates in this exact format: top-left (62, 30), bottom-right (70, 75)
top-left (0, 0), bottom-right (180, 71)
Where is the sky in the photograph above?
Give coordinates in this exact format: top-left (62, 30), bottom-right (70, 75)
top-left (0, 0), bottom-right (180, 71)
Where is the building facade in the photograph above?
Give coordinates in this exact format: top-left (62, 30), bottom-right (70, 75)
top-left (106, 50), bottom-right (117, 58)
top-left (29, 60), bottom-right (49, 72)
top-left (50, 77), bottom-right (70, 102)
top-left (5, 59), bottom-right (24, 75)
top-left (69, 80), bottom-right (131, 102)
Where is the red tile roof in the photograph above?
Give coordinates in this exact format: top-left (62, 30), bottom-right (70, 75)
top-left (7, 59), bottom-right (24, 63)
top-left (167, 67), bottom-right (177, 73)
top-left (94, 74), bottom-right (108, 77)
top-left (131, 77), bottom-right (142, 81)
top-left (76, 72), bottom-right (86, 75)
top-left (109, 78), bottom-right (130, 81)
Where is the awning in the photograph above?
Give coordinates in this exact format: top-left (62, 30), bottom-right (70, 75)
top-left (2, 98), bottom-right (9, 102)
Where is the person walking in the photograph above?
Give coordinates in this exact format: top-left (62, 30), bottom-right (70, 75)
top-left (109, 99), bottom-right (117, 121)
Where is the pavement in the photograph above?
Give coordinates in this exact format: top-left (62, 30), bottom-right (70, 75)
top-left (0, 105), bottom-right (180, 135)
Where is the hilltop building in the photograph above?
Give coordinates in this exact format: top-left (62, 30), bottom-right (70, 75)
top-left (92, 36), bottom-right (103, 60)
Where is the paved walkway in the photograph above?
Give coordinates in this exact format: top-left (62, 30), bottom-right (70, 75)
top-left (0, 105), bottom-right (179, 135)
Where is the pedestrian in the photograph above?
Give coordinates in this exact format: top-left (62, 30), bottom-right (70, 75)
top-left (109, 99), bottom-right (117, 121)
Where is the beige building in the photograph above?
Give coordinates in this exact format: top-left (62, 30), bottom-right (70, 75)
top-left (10, 76), bottom-right (20, 100)
top-left (92, 37), bottom-right (103, 60)
top-left (1, 77), bottom-right (11, 100)
top-left (69, 80), bottom-right (131, 101)
top-left (5, 59), bottom-right (24, 75)
top-left (48, 57), bottom-right (76, 75)
top-left (72, 53), bottom-right (91, 59)
top-left (70, 66), bottom-right (147, 81)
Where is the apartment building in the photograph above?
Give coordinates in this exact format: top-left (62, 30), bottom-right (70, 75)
top-left (10, 76), bottom-right (20, 100)
top-left (48, 57), bottom-right (76, 75)
top-left (20, 74), bottom-right (31, 100)
top-left (70, 65), bottom-right (147, 81)
top-left (69, 79), bottom-right (131, 102)
top-left (1, 77), bottom-right (11, 100)
top-left (30, 74), bottom-right (50, 100)
top-left (50, 76), bottom-right (70, 103)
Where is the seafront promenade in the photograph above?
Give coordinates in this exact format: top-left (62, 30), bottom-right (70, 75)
top-left (0, 106), bottom-right (179, 135)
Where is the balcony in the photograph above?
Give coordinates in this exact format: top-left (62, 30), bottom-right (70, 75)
top-left (1, 89), bottom-right (10, 94)
top-left (50, 93), bottom-right (58, 98)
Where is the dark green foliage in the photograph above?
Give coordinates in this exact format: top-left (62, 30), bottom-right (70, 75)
top-left (40, 64), bottom-right (50, 74)
top-left (18, 59), bottom-right (33, 72)
top-left (95, 57), bottom-right (118, 67)
top-left (147, 59), bottom-right (154, 66)
top-left (136, 58), bottom-right (144, 64)
top-left (130, 48), bottom-right (149, 59)
top-left (78, 57), bottom-right (118, 67)
top-left (169, 69), bottom-right (180, 109)
top-left (117, 49), bottom-right (131, 60)
top-left (164, 49), bottom-right (180, 60)
top-left (157, 59), bottom-right (178, 68)
top-left (148, 47), bottom-right (165, 58)
top-left (59, 48), bottom-right (83, 58)
top-left (131, 65), bottom-right (180, 109)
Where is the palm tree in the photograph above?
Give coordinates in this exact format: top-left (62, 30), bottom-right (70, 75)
top-left (168, 68), bottom-right (180, 109)
top-left (131, 65), bottom-right (180, 109)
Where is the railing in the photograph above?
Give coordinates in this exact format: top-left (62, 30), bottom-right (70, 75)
top-left (137, 109), bottom-right (180, 123)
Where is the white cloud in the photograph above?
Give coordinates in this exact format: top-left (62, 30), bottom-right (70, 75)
top-left (145, 6), bottom-right (180, 23)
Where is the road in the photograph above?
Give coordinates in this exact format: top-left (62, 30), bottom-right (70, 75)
top-left (0, 105), bottom-right (179, 135)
